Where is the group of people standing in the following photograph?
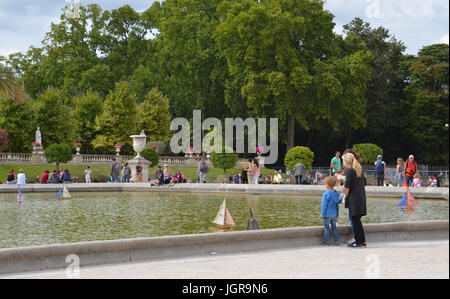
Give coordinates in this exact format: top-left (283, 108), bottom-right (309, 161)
top-left (331, 151), bottom-right (433, 188)
top-left (395, 155), bottom-right (419, 187)
top-left (110, 158), bottom-right (143, 183)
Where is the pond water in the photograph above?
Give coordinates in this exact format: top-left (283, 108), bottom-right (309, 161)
top-left (0, 192), bottom-right (448, 249)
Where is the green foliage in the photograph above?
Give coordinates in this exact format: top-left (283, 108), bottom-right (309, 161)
top-left (138, 88), bottom-right (171, 143)
top-left (140, 148), bottom-right (160, 167)
top-left (78, 65), bottom-right (114, 97)
top-left (343, 18), bottom-right (406, 138)
top-left (44, 144), bottom-right (73, 168)
top-left (2, 1), bottom-right (448, 165)
top-left (144, 0), bottom-right (229, 119)
top-left (402, 44), bottom-right (449, 164)
top-left (211, 148), bottom-right (239, 175)
top-left (0, 95), bottom-right (34, 152)
top-left (284, 146), bottom-right (314, 171)
top-left (72, 91), bottom-right (103, 153)
top-left (214, 0), bottom-right (372, 148)
top-left (33, 87), bottom-right (73, 146)
top-left (0, 56), bottom-right (28, 104)
top-left (353, 143), bottom-right (383, 164)
top-left (93, 82), bottom-right (138, 154)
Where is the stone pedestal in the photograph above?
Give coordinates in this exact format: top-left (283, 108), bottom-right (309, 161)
top-left (127, 157), bottom-right (151, 183)
top-left (30, 153), bottom-right (44, 164)
top-left (72, 153), bottom-right (82, 164)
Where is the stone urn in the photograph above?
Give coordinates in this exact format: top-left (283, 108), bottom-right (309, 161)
top-left (74, 143), bottom-right (82, 155)
top-left (114, 144), bottom-right (122, 156)
top-left (128, 131), bottom-right (151, 183)
top-left (131, 131), bottom-right (147, 158)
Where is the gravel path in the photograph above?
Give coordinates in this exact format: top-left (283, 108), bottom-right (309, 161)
top-left (2, 240), bottom-right (448, 279)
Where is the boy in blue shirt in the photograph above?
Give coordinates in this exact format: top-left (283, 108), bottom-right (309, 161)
top-left (321, 176), bottom-right (344, 246)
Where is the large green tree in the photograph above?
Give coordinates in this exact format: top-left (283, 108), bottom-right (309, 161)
top-left (214, 0), bottom-right (372, 150)
top-left (92, 82), bottom-right (138, 154)
top-left (138, 88), bottom-right (171, 143)
top-left (33, 87), bottom-right (73, 146)
top-left (403, 44), bottom-right (449, 164)
top-left (343, 18), bottom-right (406, 151)
top-left (142, 0), bottom-right (229, 119)
top-left (0, 95), bottom-right (34, 152)
top-left (72, 91), bottom-right (103, 153)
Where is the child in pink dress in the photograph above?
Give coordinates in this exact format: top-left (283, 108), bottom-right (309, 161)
top-left (413, 173), bottom-right (421, 187)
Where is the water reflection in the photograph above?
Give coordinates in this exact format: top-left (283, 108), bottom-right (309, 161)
top-left (0, 192), bottom-right (448, 249)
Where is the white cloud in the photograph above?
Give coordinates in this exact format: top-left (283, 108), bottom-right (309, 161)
top-left (434, 34), bottom-right (449, 45)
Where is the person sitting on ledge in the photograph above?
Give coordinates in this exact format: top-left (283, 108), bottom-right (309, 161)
top-left (40, 170), bottom-right (50, 184)
top-left (48, 170), bottom-right (62, 184)
top-left (272, 171), bottom-right (282, 184)
top-left (169, 170), bottom-right (185, 185)
top-left (233, 173), bottom-right (240, 184)
top-left (265, 173), bottom-right (272, 184)
top-left (61, 169), bottom-right (72, 184)
top-left (6, 169), bottom-right (17, 184)
top-left (150, 166), bottom-right (164, 186)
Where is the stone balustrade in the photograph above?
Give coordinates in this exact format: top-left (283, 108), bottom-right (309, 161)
top-left (77, 154), bottom-right (134, 165)
top-left (0, 153), bottom-right (251, 168)
top-left (0, 153), bottom-right (33, 164)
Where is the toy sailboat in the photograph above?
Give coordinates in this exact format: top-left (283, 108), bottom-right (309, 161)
top-left (57, 183), bottom-right (72, 200)
top-left (398, 187), bottom-right (418, 208)
top-left (209, 199), bottom-right (235, 230)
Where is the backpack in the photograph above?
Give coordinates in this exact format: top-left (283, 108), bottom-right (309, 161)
top-left (375, 161), bottom-right (384, 175)
top-left (201, 161), bottom-right (209, 173)
top-left (405, 160), bottom-right (418, 177)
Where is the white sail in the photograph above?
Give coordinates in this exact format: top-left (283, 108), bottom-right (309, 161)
top-left (63, 184), bottom-right (71, 198)
top-left (212, 199), bottom-right (226, 226)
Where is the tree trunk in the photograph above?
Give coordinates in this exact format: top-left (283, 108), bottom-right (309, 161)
top-left (287, 115), bottom-right (295, 151)
top-left (345, 129), bottom-right (353, 150)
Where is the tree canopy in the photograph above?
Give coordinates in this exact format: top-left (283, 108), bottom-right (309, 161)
top-left (1, 1), bottom-right (447, 165)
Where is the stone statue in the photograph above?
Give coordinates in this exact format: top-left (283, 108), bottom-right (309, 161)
top-left (35, 126), bottom-right (42, 145)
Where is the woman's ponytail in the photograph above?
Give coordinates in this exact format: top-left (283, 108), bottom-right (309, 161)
top-left (343, 153), bottom-right (362, 178)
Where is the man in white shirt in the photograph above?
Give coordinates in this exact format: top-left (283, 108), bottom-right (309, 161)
top-left (17, 169), bottom-right (27, 184)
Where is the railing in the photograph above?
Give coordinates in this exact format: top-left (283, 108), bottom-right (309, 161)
top-left (0, 152), bottom-right (216, 167)
top-left (0, 153), bottom-right (33, 163)
top-left (79, 154), bottom-right (134, 165)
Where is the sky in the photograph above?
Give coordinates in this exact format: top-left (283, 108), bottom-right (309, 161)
top-left (0, 0), bottom-right (448, 58)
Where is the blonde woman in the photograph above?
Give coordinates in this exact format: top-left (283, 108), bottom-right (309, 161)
top-left (395, 158), bottom-right (405, 186)
top-left (246, 159), bottom-right (255, 185)
top-left (343, 153), bottom-right (367, 248)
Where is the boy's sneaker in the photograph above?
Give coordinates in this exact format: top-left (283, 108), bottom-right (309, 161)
top-left (346, 238), bottom-right (356, 245)
top-left (321, 242), bottom-right (329, 247)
